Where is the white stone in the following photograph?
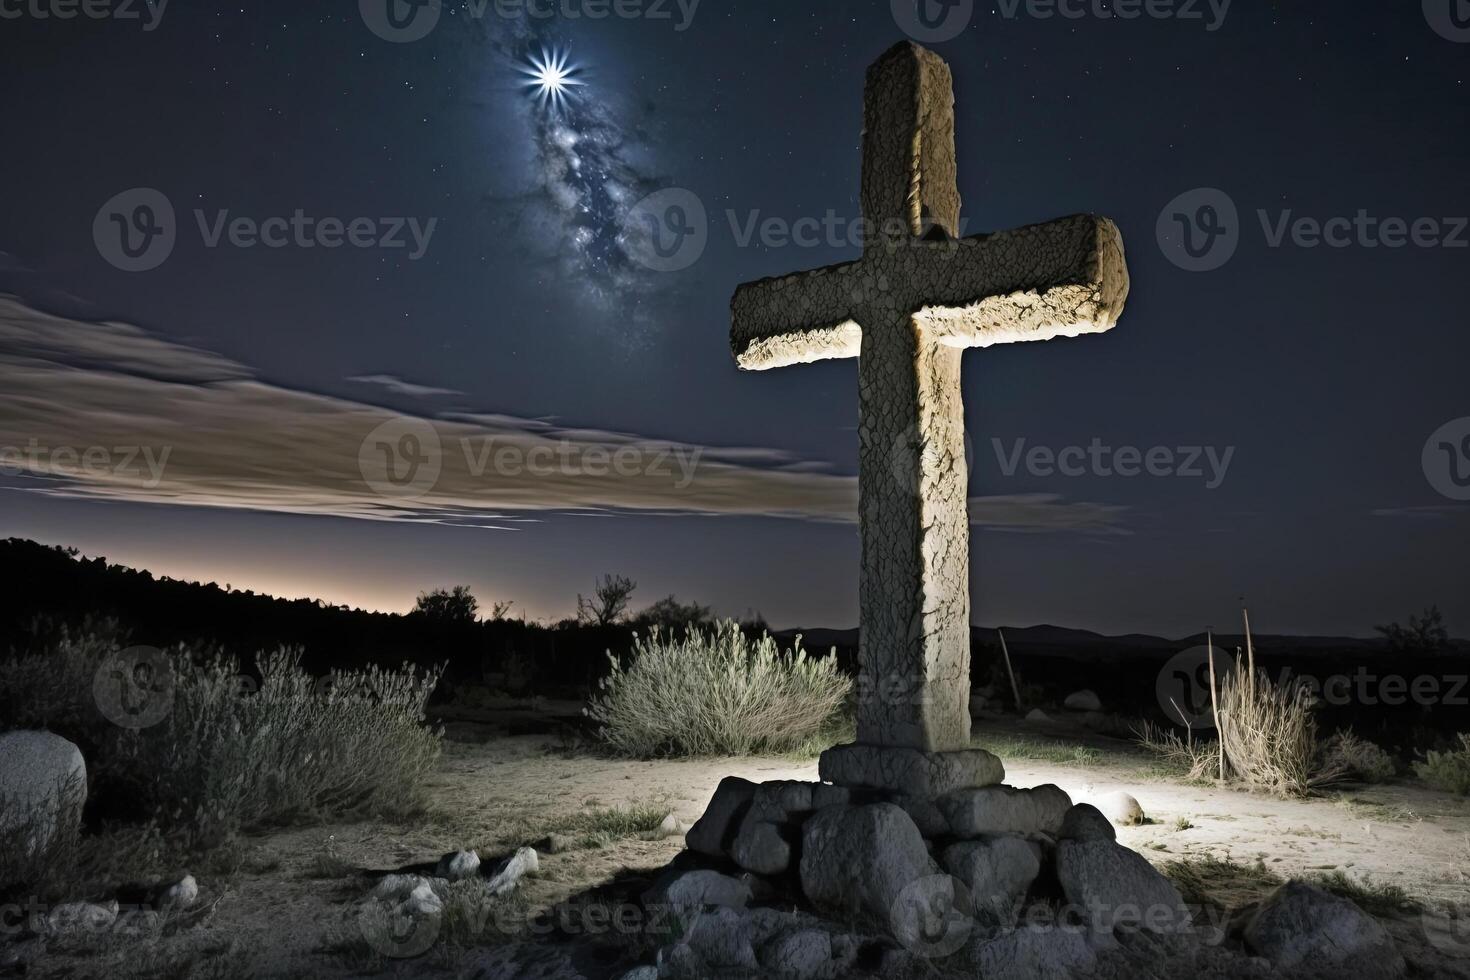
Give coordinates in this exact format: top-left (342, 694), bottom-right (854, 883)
top-left (1063, 690), bottom-right (1102, 712)
top-left (485, 846), bottom-right (538, 896)
top-left (1243, 881), bottom-right (1404, 978)
top-left (1090, 791), bottom-right (1145, 826)
top-left (1055, 839), bottom-right (1190, 934)
top-left (159, 873), bottom-right (199, 910)
top-left (799, 804), bottom-right (937, 933)
top-left (939, 784), bottom-right (1072, 838)
top-left (0, 731), bottom-right (87, 852)
top-left (654, 812), bottom-right (687, 838)
top-left (400, 882), bottom-right (442, 917)
top-left (370, 873), bottom-right (431, 901)
top-left (436, 849), bottom-right (481, 880)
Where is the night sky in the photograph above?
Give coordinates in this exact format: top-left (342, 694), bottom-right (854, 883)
top-left (1, 0), bottom-right (1466, 636)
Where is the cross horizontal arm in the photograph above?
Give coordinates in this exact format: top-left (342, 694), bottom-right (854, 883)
top-left (914, 213), bottom-right (1129, 348)
top-left (729, 259), bottom-right (864, 371)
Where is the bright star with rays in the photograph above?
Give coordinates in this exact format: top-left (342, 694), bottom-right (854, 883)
top-left (521, 48), bottom-right (583, 112)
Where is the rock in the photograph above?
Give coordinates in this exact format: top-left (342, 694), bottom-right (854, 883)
top-left (1024, 708), bottom-right (1051, 723)
top-left (761, 928), bottom-right (836, 979)
top-left (686, 776), bottom-right (757, 858)
top-left (1059, 804), bottom-right (1116, 842)
top-left (750, 781), bottom-right (816, 821)
top-left (1055, 839), bottom-right (1190, 934)
top-left (159, 873), bottom-right (199, 910)
top-left (45, 900), bottom-right (118, 936)
top-left (731, 816), bottom-right (795, 875)
top-left (799, 804), bottom-right (938, 934)
top-left (941, 837), bottom-right (1042, 919)
top-left (970, 924), bottom-right (1097, 980)
top-left (1064, 690), bottom-right (1102, 712)
top-left (486, 846), bottom-right (538, 896)
top-left (940, 784), bottom-right (1072, 838)
top-left (401, 882), bottom-right (443, 916)
top-left (654, 812), bottom-right (687, 838)
top-left (674, 906), bottom-right (759, 973)
top-left (436, 849), bottom-right (481, 880)
top-left (615, 968), bottom-right (659, 980)
top-left (0, 937), bottom-right (44, 970)
top-left (1091, 791), bottom-right (1145, 826)
top-left (892, 794), bottom-right (949, 837)
top-left (370, 873), bottom-right (431, 901)
top-left (644, 868), bottom-right (753, 912)
top-left (0, 731), bottom-right (87, 852)
top-left (461, 944), bottom-right (589, 980)
top-left (1243, 881), bottom-right (1404, 978)
top-left (818, 745), bottom-right (1003, 798)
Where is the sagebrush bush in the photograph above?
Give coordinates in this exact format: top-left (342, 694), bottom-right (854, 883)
top-left (586, 620), bottom-right (850, 757)
top-left (1414, 734), bottom-right (1470, 795)
top-left (1216, 661), bottom-right (1342, 796)
top-left (0, 624), bottom-right (444, 846)
top-left (1322, 730), bottom-right (1396, 784)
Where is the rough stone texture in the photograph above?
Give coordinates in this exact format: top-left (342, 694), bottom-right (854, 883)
top-left (969, 925), bottom-right (1097, 980)
top-left (370, 873), bottom-right (435, 901)
top-left (1059, 803), bottom-right (1116, 842)
top-left (615, 969), bottom-right (658, 980)
top-left (940, 784), bottom-right (1073, 838)
top-left (461, 945), bottom-right (590, 980)
top-left (436, 849), bottom-right (481, 880)
top-left (1064, 689), bottom-right (1102, 711)
top-left (485, 847), bottom-right (538, 897)
top-left (799, 804), bottom-right (936, 931)
top-left (892, 793), bottom-right (949, 837)
top-left (0, 730), bottom-right (87, 851)
top-left (731, 815), bottom-right (795, 875)
top-left (1091, 791), bottom-right (1145, 826)
top-left (1243, 881), bottom-right (1404, 978)
top-left (1055, 839), bottom-right (1190, 934)
top-left (818, 743), bottom-right (1003, 797)
top-left (760, 929), bottom-right (836, 980)
top-left (645, 869), bottom-right (753, 912)
top-left (727, 41), bottom-right (1130, 753)
top-left (45, 901), bottom-right (118, 936)
top-left (402, 882), bottom-right (443, 916)
top-left (941, 837), bottom-right (1042, 918)
top-left (667, 907), bottom-right (760, 975)
top-left (749, 780), bottom-right (817, 822)
top-left (686, 776), bottom-right (757, 857)
top-left (159, 873), bottom-right (199, 910)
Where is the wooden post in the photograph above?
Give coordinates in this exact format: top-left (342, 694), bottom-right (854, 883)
top-left (1207, 629), bottom-right (1225, 781)
top-left (998, 629), bottom-right (1023, 713)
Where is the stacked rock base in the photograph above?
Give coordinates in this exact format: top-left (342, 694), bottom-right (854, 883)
top-left (638, 744), bottom-right (1191, 979)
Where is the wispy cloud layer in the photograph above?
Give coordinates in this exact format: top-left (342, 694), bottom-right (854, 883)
top-left (0, 296), bottom-right (1127, 534)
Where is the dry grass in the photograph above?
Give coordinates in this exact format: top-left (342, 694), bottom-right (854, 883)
top-left (1414, 733), bottom-right (1470, 795)
top-left (1322, 730), bottom-right (1397, 784)
top-left (1134, 719), bottom-right (1221, 782)
top-left (586, 621), bottom-right (850, 757)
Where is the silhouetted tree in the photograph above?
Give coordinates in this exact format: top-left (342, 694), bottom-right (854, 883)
top-left (577, 574), bottom-right (636, 626)
top-left (1375, 606), bottom-right (1450, 654)
top-left (414, 585), bottom-right (479, 624)
top-left (631, 595), bottom-right (713, 632)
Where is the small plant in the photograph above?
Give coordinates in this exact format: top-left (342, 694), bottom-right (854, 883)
top-left (586, 621), bottom-right (850, 757)
top-left (1414, 734), bottom-right (1470, 795)
top-left (1173, 816), bottom-right (1194, 831)
top-left (1134, 720), bottom-right (1221, 783)
top-left (1322, 730), bottom-right (1397, 784)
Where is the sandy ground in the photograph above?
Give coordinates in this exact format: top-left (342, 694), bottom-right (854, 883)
top-left (15, 706), bottom-right (1470, 979)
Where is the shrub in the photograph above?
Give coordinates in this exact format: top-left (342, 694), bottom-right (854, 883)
top-left (586, 620), bottom-right (850, 757)
top-left (1322, 730), bottom-right (1396, 784)
top-left (1215, 661), bottom-right (1342, 796)
top-left (1414, 734), bottom-right (1470, 795)
top-left (1135, 719), bottom-right (1222, 782)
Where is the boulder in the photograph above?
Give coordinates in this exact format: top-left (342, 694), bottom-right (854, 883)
top-left (799, 804), bottom-right (938, 933)
top-left (1091, 791), bottom-right (1145, 826)
top-left (1243, 881), bottom-right (1404, 978)
top-left (159, 873), bottom-right (199, 910)
top-left (667, 906), bottom-right (759, 974)
top-left (818, 745), bottom-right (1003, 798)
top-left (731, 815), bottom-right (795, 875)
top-left (1024, 708), bottom-right (1051, 723)
top-left (461, 944), bottom-right (590, 980)
top-left (1055, 839), bottom-right (1190, 934)
top-left (1058, 804), bottom-right (1116, 842)
top-left (940, 784), bottom-right (1072, 838)
top-left (686, 776), bottom-right (757, 858)
top-left (485, 847), bottom-right (538, 896)
top-left (1064, 690), bottom-right (1103, 712)
top-left (615, 969), bottom-right (658, 980)
top-left (892, 794), bottom-right (949, 837)
top-left (654, 812), bottom-right (688, 838)
top-left (941, 837), bottom-right (1042, 919)
top-left (401, 882), bottom-right (443, 916)
top-left (0, 731), bottom-right (87, 852)
top-left (969, 924), bottom-right (1097, 980)
top-left (760, 928), bottom-right (837, 980)
top-left (437, 849), bottom-right (481, 880)
top-left (645, 868), bottom-right (753, 912)
top-left (370, 873), bottom-right (433, 901)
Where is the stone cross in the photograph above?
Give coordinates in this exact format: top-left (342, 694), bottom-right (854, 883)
top-left (730, 42), bottom-right (1129, 763)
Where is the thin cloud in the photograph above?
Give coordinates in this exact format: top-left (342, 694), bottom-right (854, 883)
top-left (0, 296), bottom-right (1128, 535)
top-left (347, 374), bottom-right (464, 398)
